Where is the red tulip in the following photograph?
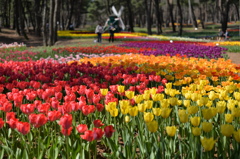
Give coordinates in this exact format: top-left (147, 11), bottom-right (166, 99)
top-left (85, 89), bottom-right (94, 99)
top-left (96, 103), bottom-right (104, 112)
top-left (37, 103), bottom-right (50, 114)
top-left (6, 118), bottom-right (19, 129)
top-left (6, 112), bottom-right (16, 121)
top-left (59, 114), bottom-right (72, 129)
top-left (20, 104), bottom-right (35, 115)
top-left (50, 98), bottom-right (60, 109)
top-left (104, 125), bottom-right (115, 138)
top-left (93, 128), bottom-right (104, 140)
top-left (161, 78), bottom-right (168, 85)
top-left (76, 124), bottom-right (88, 133)
top-left (61, 127), bottom-right (73, 136)
top-left (13, 93), bottom-right (23, 107)
top-left (109, 85), bottom-right (118, 94)
top-left (93, 119), bottom-right (104, 128)
top-left (82, 105), bottom-right (96, 116)
top-left (0, 118), bottom-right (4, 128)
top-left (29, 114), bottom-right (48, 128)
top-left (92, 94), bottom-right (101, 104)
top-left (55, 92), bottom-right (63, 100)
top-left (16, 121), bottom-right (30, 135)
top-left (0, 101), bottom-right (12, 112)
top-left (47, 110), bottom-right (62, 121)
top-left (80, 130), bottom-right (94, 141)
top-left (77, 85), bottom-right (87, 95)
top-left (26, 92), bottom-right (37, 101)
top-left (30, 81), bottom-right (41, 89)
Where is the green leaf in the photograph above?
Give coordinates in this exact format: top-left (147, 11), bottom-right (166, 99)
top-left (107, 138), bottom-right (118, 152)
top-left (0, 149), bottom-right (4, 159)
top-left (22, 149), bottom-right (29, 159)
top-left (16, 148), bottom-right (22, 159)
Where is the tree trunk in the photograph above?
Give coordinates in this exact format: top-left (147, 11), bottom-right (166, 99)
top-left (154, 0), bottom-right (162, 34)
top-left (42, 0), bottom-right (47, 46)
top-left (34, 0), bottom-right (42, 36)
top-left (53, 0), bottom-right (59, 43)
top-left (126, 0), bottom-right (134, 32)
top-left (188, 0), bottom-right (198, 28)
top-left (144, 0), bottom-right (152, 35)
top-left (176, 0), bottom-right (183, 36)
top-left (199, 3), bottom-right (205, 29)
top-left (167, 0), bottom-right (175, 32)
top-left (218, 0), bottom-right (232, 32)
top-left (48, 0), bottom-right (54, 46)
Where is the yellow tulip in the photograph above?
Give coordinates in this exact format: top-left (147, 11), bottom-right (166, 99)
top-left (117, 85), bottom-right (125, 93)
top-left (209, 107), bottom-right (218, 117)
top-left (192, 127), bottom-right (201, 136)
top-left (160, 99), bottom-right (170, 108)
top-left (202, 108), bottom-right (214, 120)
top-left (125, 116), bottom-right (130, 123)
top-left (143, 91), bottom-right (151, 100)
top-left (225, 114), bottom-right (234, 123)
top-left (220, 124), bottom-right (234, 137)
top-left (187, 106), bottom-right (199, 115)
top-left (178, 109), bottom-right (188, 123)
top-left (119, 100), bottom-right (130, 108)
top-left (166, 126), bottom-right (177, 137)
top-left (128, 106), bottom-right (138, 116)
top-left (144, 112), bottom-right (154, 122)
top-left (165, 83), bottom-right (172, 89)
top-left (121, 107), bottom-right (129, 114)
top-left (227, 99), bottom-right (237, 110)
top-left (144, 100), bottom-right (153, 109)
top-left (231, 107), bottom-right (240, 117)
top-left (105, 102), bottom-right (117, 112)
top-left (233, 129), bottom-right (240, 143)
top-left (146, 120), bottom-right (158, 133)
top-left (100, 88), bottom-right (108, 96)
top-left (150, 88), bottom-right (157, 95)
top-left (219, 90), bottom-right (229, 100)
top-left (152, 108), bottom-right (161, 116)
top-left (125, 91), bottom-right (135, 99)
top-left (234, 92), bottom-right (240, 101)
top-left (151, 93), bottom-right (164, 101)
top-left (133, 95), bottom-right (143, 104)
top-left (216, 105), bottom-right (226, 114)
top-left (190, 116), bottom-right (201, 127)
top-left (169, 97), bottom-right (178, 106)
top-left (206, 100), bottom-right (213, 107)
top-left (109, 108), bottom-right (118, 117)
top-left (184, 92), bottom-right (191, 99)
top-left (208, 91), bottom-right (217, 100)
top-left (138, 103), bottom-right (146, 112)
top-left (202, 122), bottom-right (213, 133)
top-left (161, 108), bottom-right (172, 118)
top-left (200, 137), bottom-right (216, 151)
top-left (191, 92), bottom-right (200, 101)
top-left (177, 100), bottom-right (182, 105)
top-left (183, 100), bottom-right (191, 107)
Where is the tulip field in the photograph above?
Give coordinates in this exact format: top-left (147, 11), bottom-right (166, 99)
top-left (0, 32), bottom-right (240, 159)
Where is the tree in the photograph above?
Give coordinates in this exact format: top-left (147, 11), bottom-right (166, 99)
top-left (154, 0), bottom-right (163, 34)
top-left (176, 0), bottom-right (183, 36)
top-left (167, 0), bottom-right (175, 32)
top-left (144, 0), bottom-right (152, 35)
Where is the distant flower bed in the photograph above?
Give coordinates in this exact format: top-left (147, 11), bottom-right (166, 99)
top-left (119, 41), bottom-right (227, 59)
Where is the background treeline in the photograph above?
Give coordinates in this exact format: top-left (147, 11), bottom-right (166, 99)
top-left (0, 0), bottom-right (239, 46)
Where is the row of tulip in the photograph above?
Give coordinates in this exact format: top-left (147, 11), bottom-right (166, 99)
top-left (119, 41), bottom-right (227, 59)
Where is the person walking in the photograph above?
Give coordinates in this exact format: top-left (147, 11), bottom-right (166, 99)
top-left (95, 23), bottom-right (104, 43)
top-left (108, 23), bottom-right (115, 43)
top-left (217, 29), bottom-right (224, 41)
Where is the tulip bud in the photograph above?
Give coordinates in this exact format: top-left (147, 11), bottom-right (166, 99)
top-left (190, 116), bottom-right (201, 127)
top-left (202, 122), bottom-right (213, 133)
top-left (146, 120), bottom-right (158, 133)
top-left (166, 126), bottom-right (177, 137)
top-left (200, 137), bottom-right (216, 151)
top-left (125, 116), bottom-right (130, 123)
top-left (192, 127), bottom-right (201, 136)
top-left (220, 124), bottom-right (234, 137)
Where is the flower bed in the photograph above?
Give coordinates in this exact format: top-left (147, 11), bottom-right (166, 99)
top-left (0, 43), bottom-right (240, 158)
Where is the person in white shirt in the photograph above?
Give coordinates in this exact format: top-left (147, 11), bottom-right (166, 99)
top-left (95, 23), bottom-right (104, 43)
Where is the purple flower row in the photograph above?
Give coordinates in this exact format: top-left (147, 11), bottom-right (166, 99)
top-left (119, 42), bottom-right (228, 59)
